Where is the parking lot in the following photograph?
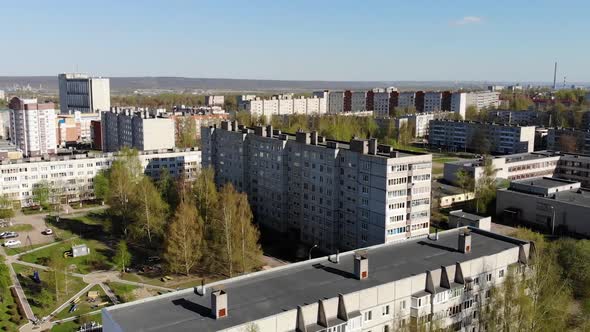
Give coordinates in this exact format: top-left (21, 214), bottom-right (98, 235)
top-left (1, 213), bottom-right (55, 249)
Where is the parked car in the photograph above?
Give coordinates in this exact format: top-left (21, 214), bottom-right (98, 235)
top-left (3, 239), bottom-right (22, 247)
top-left (0, 232), bottom-right (18, 239)
top-left (42, 228), bottom-right (53, 235)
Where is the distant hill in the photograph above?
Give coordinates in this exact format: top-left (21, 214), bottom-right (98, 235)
top-left (0, 76), bottom-right (497, 94)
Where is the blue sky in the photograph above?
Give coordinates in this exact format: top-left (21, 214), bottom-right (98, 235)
top-left (3, 0), bottom-right (589, 82)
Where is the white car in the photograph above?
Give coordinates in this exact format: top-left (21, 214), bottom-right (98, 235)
top-left (43, 228), bottom-right (53, 235)
top-left (3, 239), bottom-right (21, 247)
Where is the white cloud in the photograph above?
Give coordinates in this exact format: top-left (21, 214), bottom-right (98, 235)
top-left (452, 16), bottom-right (483, 26)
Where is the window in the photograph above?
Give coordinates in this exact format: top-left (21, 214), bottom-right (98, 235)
top-left (486, 273), bottom-right (492, 282)
top-left (401, 300), bottom-right (406, 310)
top-left (364, 310), bottom-right (372, 321)
top-left (382, 305), bottom-right (390, 315)
top-left (499, 269), bottom-right (505, 278)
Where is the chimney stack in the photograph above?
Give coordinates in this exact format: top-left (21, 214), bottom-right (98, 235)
top-left (211, 289), bottom-right (228, 319)
top-left (311, 131), bottom-right (318, 145)
top-left (458, 230), bottom-right (472, 254)
top-left (368, 138), bottom-right (378, 155)
top-left (354, 251), bottom-right (369, 280)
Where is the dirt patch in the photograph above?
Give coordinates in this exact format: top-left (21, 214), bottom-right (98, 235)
top-left (132, 287), bottom-right (159, 300)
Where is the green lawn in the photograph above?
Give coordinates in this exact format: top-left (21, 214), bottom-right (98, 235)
top-left (432, 157), bottom-right (460, 163)
top-left (53, 285), bottom-right (110, 320)
top-left (51, 313), bottom-right (102, 332)
top-left (21, 207), bottom-right (48, 215)
top-left (0, 259), bottom-right (24, 332)
top-left (1, 223), bottom-right (34, 232)
top-left (12, 263), bottom-right (88, 318)
top-left (19, 237), bottom-right (114, 274)
top-left (106, 282), bottom-right (138, 303)
top-left (3, 242), bottom-right (51, 256)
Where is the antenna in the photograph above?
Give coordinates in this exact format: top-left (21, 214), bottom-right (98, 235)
top-left (553, 62), bottom-right (557, 90)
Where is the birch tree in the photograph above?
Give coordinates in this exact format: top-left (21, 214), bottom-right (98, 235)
top-left (164, 201), bottom-right (203, 275)
top-left (130, 176), bottom-right (168, 244)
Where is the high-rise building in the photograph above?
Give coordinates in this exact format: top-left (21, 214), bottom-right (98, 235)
top-left (429, 120), bottom-right (535, 154)
top-left (202, 121), bottom-right (432, 252)
top-left (100, 108), bottom-right (175, 152)
top-left (102, 227), bottom-right (533, 332)
top-left (8, 97), bottom-right (57, 156)
top-left (58, 73), bottom-right (110, 114)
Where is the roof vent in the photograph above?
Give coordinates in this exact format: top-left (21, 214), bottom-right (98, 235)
top-left (211, 289), bottom-right (228, 319)
top-left (354, 251), bottom-right (369, 280)
top-left (458, 230), bottom-right (472, 254)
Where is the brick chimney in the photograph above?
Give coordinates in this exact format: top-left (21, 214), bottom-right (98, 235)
top-left (458, 230), bottom-right (472, 254)
top-left (354, 251), bottom-right (369, 280)
top-left (211, 289), bottom-right (228, 319)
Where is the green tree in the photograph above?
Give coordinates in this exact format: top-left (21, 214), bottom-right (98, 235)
top-left (157, 168), bottom-right (180, 210)
top-left (93, 171), bottom-right (110, 204)
top-left (0, 195), bottom-right (15, 219)
top-left (106, 149), bottom-right (141, 237)
top-left (175, 116), bottom-right (198, 148)
top-left (164, 200), bottom-right (204, 275)
top-left (473, 156), bottom-right (497, 214)
top-left (455, 169), bottom-right (474, 194)
top-left (555, 238), bottom-right (590, 299)
top-left (114, 240), bottom-right (132, 272)
top-left (130, 176), bottom-right (168, 244)
top-left (32, 181), bottom-right (51, 210)
top-left (465, 105), bottom-right (479, 120)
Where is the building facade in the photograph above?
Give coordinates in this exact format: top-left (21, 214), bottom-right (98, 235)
top-left (8, 97), bottom-right (57, 157)
top-left (497, 177), bottom-right (590, 237)
top-left (0, 149), bottom-right (200, 207)
top-left (487, 110), bottom-right (546, 126)
top-left (246, 95), bottom-right (328, 118)
top-left (58, 73), bottom-right (110, 114)
top-left (202, 121), bottom-right (432, 252)
top-left (205, 95), bottom-right (225, 107)
top-left (103, 227), bottom-right (532, 332)
top-left (429, 120), bottom-right (535, 154)
top-left (56, 112), bottom-right (101, 146)
top-left (547, 128), bottom-right (590, 154)
top-left (100, 108), bottom-right (175, 152)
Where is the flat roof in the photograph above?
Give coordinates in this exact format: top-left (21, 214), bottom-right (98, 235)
top-left (513, 177), bottom-right (578, 189)
top-left (105, 228), bottom-right (525, 332)
top-left (449, 210), bottom-right (487, 221)
top-left (554, 190), bottom-right (590, 206)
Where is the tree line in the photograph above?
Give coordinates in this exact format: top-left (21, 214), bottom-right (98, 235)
top-left (94, 148), bottom-right (263, 277)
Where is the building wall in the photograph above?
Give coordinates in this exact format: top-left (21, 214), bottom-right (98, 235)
top-left (58, 73), bottom-right (110, 114)
top-left (0, 149), bottom-right (200, 207)
top-left (202, 122), bottom-right (432, 251)
top-left (450, 93), bottom-right (467, 118)
top-left (101, 110), bottom-right (175, 152)
top-left (547, 128), bottom-right (590, 154)
top-left (205, 95), bottom-right (225, 107)
top-left (8, 98), bottom-right (57, 157)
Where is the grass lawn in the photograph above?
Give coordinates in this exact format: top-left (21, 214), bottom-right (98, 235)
top-left (71, 201), bottom-right (105, 210)
top-left (0, 258), bottom-right (25, 331)
top-left (53, 285), bottom-right (110, 320)
top-left (106, 282), bottom-right (139, 303)
top-left (19, 237), bottom-right (114, 274)
top-left (3, 242), bottom-right (51, 256)
top-left (51, 313), bottom-right (102, 332)
top-left (13, 263), bottom-right (88, 318)
top-left (21, 207), bottom-right (48, 215)
top-left (432, 157), bottom-right (460, 163)
top-left (1, 223), bottom-right (34, 232)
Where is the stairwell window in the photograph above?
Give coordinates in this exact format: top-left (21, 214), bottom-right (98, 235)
top-left (364, 310), bottom-right (372, 322)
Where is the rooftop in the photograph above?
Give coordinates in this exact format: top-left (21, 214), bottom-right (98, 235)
top-left (553, 190), bottom-right (590, 206)
top-left (105, 228), bottom-right (526, 332)
top-left (513, 176), bottom-right (578, 189)
top-left (449, 210), bottom-right (488, 221)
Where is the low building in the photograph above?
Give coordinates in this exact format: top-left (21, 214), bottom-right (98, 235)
top-left (487, 110), bottom-right (546, 126)
top-left (433, 181), bottom-right (475, 209)
top-left (205, 95), bottom-right (225, 107)
top-left (102, 227), bottom-right (532, 332)
top-left (0, 148), bottom-right (200, 207)
top-left (56, 112), bottom-right (100, 146)
top-left (429, 120), bottom-right (535, 154)
top-left (496, 177), bottom-right (590, 237)
top-left (448, 210), bottom-right (491, 231)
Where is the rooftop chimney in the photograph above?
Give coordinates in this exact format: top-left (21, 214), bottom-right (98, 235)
top-left (354, 251), bottom-right (369, 280)
top-left (211, 289), bottom-right (228, 319)
top-left (368, 138), bottom-right (378, 155)
top-left (311, 131), bottom-right (318, 145)
top-left (458, 230), bottom-right (472, 254)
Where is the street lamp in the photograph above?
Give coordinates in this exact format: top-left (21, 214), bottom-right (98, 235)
top-left (308, 244), bottom-right (318, 260)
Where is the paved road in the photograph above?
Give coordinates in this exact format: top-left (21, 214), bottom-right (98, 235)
top-left (46, 283), bottom-right (96, 319)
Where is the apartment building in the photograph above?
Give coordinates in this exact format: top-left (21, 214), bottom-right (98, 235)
top-left (8, 97), bottom-right (57, 157)
top-left (429, 120), bottom-right (535, 154)
top-left (100, 108), bottom-right (175, 152)
top-left (395, 112), bottom-right (449, 138)
top-left (351, 91), bottom-right (367, 113)
top-left (171, 110), bottom-right (230, 139)
top-left (547, 128), bottom-right (590, 154)
top-left (487, 110), bottom-right (545, 126)
top-left (398, 92), bottom-right (416, 110)
top-left (450, 93), bottom-right (468, 118)
top-left (0, 148), bottom-right (200, 207)
top-left (423, 92), bottom-right (443, 113)
top-left (205, 95), bottom-right (225, 107)
top-left (103, 227), bottom-right (532, 332)
top-left (202, 121), bottom-right (432, 252)
top-left (497, 177), bottom-right (590, 237)
top-left (450, 92), bottom-right (501, 118)
top-left (56, 112), bottom-right (101, 146)
top-left (247, 95), bottom-right (328, 118)
top-left (58, 73), bottom-right (110, 114)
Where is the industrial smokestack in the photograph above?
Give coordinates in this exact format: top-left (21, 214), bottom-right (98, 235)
top-left (553, 62), bottom-right (557, 90)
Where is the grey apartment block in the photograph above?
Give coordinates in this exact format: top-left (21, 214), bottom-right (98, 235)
top-left (102, 227), bottom-right (532, 332)
top-left (547, 128), bottom-right (590, 154)
top-left (202, 121), bottom-right (433, 252)
top-left (101, 108), bottom-right (175, 152)
top-left (429, 120), bottom-right (535, 154)
top-left (497, 177), bottom-right (590, 237)
top-left (58, 73), bottom-right (110, 114)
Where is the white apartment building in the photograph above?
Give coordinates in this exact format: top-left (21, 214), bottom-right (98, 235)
top-left (8, 97), bottom-right (57, 157)
top-left (246, 95), bottom-right (327, 118)
top-left (423, 92), bottom-right (442, 113)
top-left (103, 227), bottom-right (532, 332)
top-left (429, 120), bottom-right (535, 154)
top-left (0, 149), bottom-right (201, 207)
top-left (465, 91), bottom-right (501, 110)
top-left (58, 73), bottom-right (110, 114)
top-left (101, 108), bottom-right (175, 152)
top-left (395, 112), bottom-right (448, 138)
top-left (205, 95), bottom-right (225, 107)
top-left (202, 121), bottom-right (432, 252)
top-left (0, 90), bottom-right (5, 100)
top-left (450, 93), bottom-right (468, 118)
